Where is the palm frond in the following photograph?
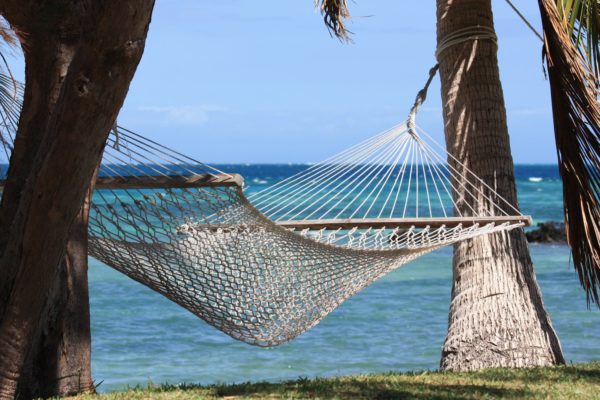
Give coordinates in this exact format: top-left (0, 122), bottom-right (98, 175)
top-left (0, 72), bottom-right (21, 156)
top-left (555, 0), bottom-right (600, 81)
top-left (0, 18), bottom-right (19, 156)
top-left (540, 0), bottom-right (600, 306)
top-left (0, 18), bottom-right (16, 48)
top-left (315, 0), bottom-right (352, 41)
top-left (0, 17), bottom-right (17, 79)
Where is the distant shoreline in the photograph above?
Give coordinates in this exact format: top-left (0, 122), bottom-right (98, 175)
top-left (526, 221), bottom-right (566, 243)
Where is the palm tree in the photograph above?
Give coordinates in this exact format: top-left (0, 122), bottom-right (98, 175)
top-left (316, 0), bottom-right (597, 369)
top-left (435, 0), bottom-right (563, 371)
top-left (0, 2), bottom-right (155, 398)
top-left (0, 19), bottom-right (95, 399)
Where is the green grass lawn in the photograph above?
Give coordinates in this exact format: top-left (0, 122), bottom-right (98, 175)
top-left (67, 362), bottom-right (600, 400)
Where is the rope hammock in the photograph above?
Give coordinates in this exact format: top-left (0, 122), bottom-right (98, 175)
top-left (0, 70), bottom-right (530, 346)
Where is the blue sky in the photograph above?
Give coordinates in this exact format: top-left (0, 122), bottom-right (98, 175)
top-left (7, 1), bottom-right (555, 164)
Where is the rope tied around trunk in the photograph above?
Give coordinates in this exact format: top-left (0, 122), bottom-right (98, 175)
top-left (435, 25), bottom-right (498, 60)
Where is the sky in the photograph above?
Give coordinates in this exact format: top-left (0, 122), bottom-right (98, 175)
top-left (6, 1), bottom-right (556, 164)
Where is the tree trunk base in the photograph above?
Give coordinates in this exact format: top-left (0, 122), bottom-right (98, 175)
top-left (440, 232), bottom-right (564, 372)
top-left (17, 198), bottom-right (94, 399)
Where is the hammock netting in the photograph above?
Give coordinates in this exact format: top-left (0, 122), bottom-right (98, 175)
top-left (0, 75), bottom-right (529, 346)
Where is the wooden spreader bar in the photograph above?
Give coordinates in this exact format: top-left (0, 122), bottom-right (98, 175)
top-left (0, 174), bottom-right (531, 230)
top-left (94, 173), bottom-right (243, 190)
top-left (277, 216), bottom-right (532, 230)
top-left (0, 173), bottom-right (244, 190)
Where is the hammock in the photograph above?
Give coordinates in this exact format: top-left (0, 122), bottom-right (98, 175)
top-left (0, 72), bottom-right (530, 347)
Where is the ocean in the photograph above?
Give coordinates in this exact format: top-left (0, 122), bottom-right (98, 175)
top-left (89, 164), bottom-right (600, 392)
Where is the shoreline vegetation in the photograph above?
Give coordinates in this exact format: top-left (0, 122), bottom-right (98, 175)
top-left (65, 362), bottom-right (600, 400)
top-left (526, 221), bottom-right (567, 243)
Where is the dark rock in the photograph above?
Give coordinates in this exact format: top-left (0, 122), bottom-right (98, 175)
top-left (526, 221), bottom-right (566, 243)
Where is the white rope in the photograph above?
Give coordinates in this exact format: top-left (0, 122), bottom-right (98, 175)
top-left (331, 137), bottom-right (409, 219)
top-left (414, 136), bottom-right (496, 217)
top-left (360, 136), bottom-right (412, 218)
top-left (299, 135), bottom-right (405, 220)
top-left (402, 139), bottom-right (417, 218)
top-left (387, 139), bottom-right (414, 218)
top-left (267, 132), bottom-right (399, 220)
top-left (435, 25), bottom-right (498, 60)
top-left (419, 144), bottom-right (433, 217)
top-left (503, 0), bottom-right (544, 42)
top-left (416, 126), bottom-right (522, 216)
top-left (253, 126), bottom-right (401, 214)
top-left (379, 136), bottom-right (413, 218)
top-left (422, 150), bottom-right (446, 217)
top-left (407, 65), bottom-right (439, 136)
top-left (249, 124), bottom-right (403, 204)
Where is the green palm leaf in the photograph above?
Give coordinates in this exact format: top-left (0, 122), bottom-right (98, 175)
top-left (556, 0), bottom-right (600, 80)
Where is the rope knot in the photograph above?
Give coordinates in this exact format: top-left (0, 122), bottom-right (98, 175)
top-left (406, 65), bottom-right (439, 136)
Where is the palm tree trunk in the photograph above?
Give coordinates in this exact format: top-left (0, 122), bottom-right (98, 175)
top-left (0, 21), bottom-right (95, 398)
top-left (18, 184), bottom-right (96, 398)
top-left (436, 0), bottom-right (564, 370)
top-left (0, 2), bottom-right (154, 398)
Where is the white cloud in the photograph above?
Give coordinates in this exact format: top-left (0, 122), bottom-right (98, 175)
top-left (138, 105), bottom-right (225, 125)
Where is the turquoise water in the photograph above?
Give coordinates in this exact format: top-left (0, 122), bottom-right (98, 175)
top-left (89, 165), bottom-right (600, 392)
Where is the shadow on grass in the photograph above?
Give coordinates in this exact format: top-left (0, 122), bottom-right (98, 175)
top-left (466, 363), bottom-right (600, 385)
top-left (206, 377), bottom-right (529, 399)
top-left (549, 364), bottom-right (600, 382)
top-left (130, 363), bottom-right (600, 399)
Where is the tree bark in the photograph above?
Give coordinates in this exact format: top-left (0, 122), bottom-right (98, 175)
top-left (0, 2), bottom-right (154, 398)
top-left (0, 23), bottom-right (79, 319)
top-left (17, 181), bottom-right (96, 398)
top-left (436, 0), bottom-right (565, 370)
top-left (0, 8), bottom-right (94, 397)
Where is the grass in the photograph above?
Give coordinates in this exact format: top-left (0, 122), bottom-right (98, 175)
top-left (66, 362), bottom-right (600, 400)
